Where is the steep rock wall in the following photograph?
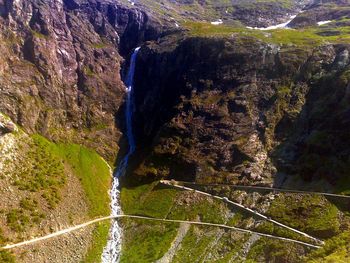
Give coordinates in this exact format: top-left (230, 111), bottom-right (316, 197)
top-left (131, 35), bottom-right (350, 190)
top-left (0, 0), bottom-right (163, 160)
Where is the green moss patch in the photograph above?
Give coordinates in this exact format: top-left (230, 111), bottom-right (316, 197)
top-left (172, 226), bottom-right (216, 262)
top-left (184, 22), bottom-right (350, 47)
top-left (306, 231), bottom-right (350, 262)
top-left (267, 194), bottom-right (340, 238)
top-left (246, 237), bottom-right (306, 263)
top-left (83, 221), bottom-right (111, 263)
top-left (120, 219), bottom-right (178, 263)
top-left (121, 182), bottom-right (178, 218)
top-left (12, 134), bottom-right (66, 209)
top-left (54, 143), bottom-right (111, 217)
top-left (0, 251), bottom-right (15, 263)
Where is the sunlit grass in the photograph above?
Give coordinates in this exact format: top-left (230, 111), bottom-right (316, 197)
top-left (183, 21), bottom-right (350, 46)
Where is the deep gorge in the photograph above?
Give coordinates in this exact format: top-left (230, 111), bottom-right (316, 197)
top-left (0, 0), bottom-right (350, 262)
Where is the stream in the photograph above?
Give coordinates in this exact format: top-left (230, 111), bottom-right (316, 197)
top-left (102, 47), bottom-right (141, 263)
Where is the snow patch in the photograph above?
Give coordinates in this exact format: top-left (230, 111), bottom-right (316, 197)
top-left (211, 19), bottom-right (223, 25)
top-left (247, 15), bottom-right (297, 31)
top-left (317, 20), bottom-right (332, 26)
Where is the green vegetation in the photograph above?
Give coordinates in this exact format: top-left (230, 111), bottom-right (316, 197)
top-left (12, 135), bottom-right (66, 209)
top-left (246, 237), bottom-right (305, 262)
top-left (172, 225), bottom-right (249, 262)
top-left (83, 221), bottom-right (110, 263)
top-left (54, 143), bottom-right (111, 217)
top-left (6, 209), bottom-right (30, 232)
top-left (19, 197), bottom-right (38, 212)
top-left (0, 251), bottom-right (15, 263)
top-left (3, 133), bottom-right (111, 260)
top-left (183, 22), bottom-right (350, 46)
top-left (84, 67), bottom-right (95, 77)
top-left (120, 181), bottom-right (231, 261)
top-left (0, 228), bottom-right (8, 246)
top-left (255, 221), bottom-right (311, 244)
top-left (267, 194), bottom-right (340, 238)
top-left (30, 29), bottom-right (49, 39)
top-left (91, 42), bottom-right (108, 49)
top-left (172, 226), bottom-right (216, 262)
top-left (168, 196), bottom-right (226, 224)
top-left (0, 229), bottom-right (14, 263)
top-left (121, 219), bottom-right (178, 263)
top-left (121, 182), bottom-right (178, 218)
top-left (121, 181), bottom-right (227, 223)
top-left (306, 231), bottom-right (350, 262)
top-left (6, 198), bottom-right (45, 232)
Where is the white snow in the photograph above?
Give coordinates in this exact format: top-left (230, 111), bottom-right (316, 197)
top-left (211, 19), bottom-right (223, 25)
top-left (317, 20), bottom-right (332, 26)
top-left (247, 15), bottom-right (297, 31)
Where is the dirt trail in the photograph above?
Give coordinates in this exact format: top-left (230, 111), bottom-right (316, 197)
top-left (160, 180), bottom-right (324, 245)
top-left (172, 180), bottom-right (350, 199)
top-left (1, 215), bottom-right (321, 251)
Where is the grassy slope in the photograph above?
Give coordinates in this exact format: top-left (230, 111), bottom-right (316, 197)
top-left (120, 182), bottom-right (178, 262)
top-left (120, 180), bottom-right (350, 262)
top-left (121, 219), bottom-right (178, 263)
top-left (54, 143), bottom-right (111, 217)
top-left (183, 21), bottom-right (350, 46)
top-left (22, 135), bottom-right (112, 262)
top-left (53, 142), bottom-right (112, 262)
top-left (83, 221), bottom-right (111, 263)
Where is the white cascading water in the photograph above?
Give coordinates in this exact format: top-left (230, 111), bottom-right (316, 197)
top-left (102, 47), bottom-right (141, 263)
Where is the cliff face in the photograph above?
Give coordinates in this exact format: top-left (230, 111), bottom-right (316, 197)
top-left (120, 23), bottom-right (350, 262)
top-left (0, 0), bottom-right (165, 261)
top-left (131, 35), bottom-right (350, 191)
top-left (1, 0), bottom-right (350, 262)
top-left (0, 0), bottom-right (162, 160)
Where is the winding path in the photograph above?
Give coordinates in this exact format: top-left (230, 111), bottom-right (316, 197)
top-left (169, 180), bottom-right (350, 199)
top-left (160, 180), bottom-right (324, 245)
top-left (1, 215), bottom-right (321, 251)
top-left (2, 179), bottom-right (332, 252)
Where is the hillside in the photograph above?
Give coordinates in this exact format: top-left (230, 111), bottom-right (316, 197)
top-left (0, 0), bottom-right (349, 262)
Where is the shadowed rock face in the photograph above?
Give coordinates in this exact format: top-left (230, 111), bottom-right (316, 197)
top-left (130, 35), bottom-right (350, 190)
top-left (0, 113), bottom-right (17, 135)
top-left (0, 0), bottom-right (163, 160)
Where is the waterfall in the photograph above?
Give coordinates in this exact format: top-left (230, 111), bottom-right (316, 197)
top-left (102, 47), bottom-right (141, 263)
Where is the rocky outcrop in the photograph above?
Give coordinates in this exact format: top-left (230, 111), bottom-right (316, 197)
top-left (0, 0), bottom-right (164, 160)
top-left (289, 0), bottom-right (350, 28)
top-left (124, 0), bottom-right (311, 28)
top-left (229, 0), bottom-right (310, 27)
top-left (130, 35), bottom-right (350, 190)
top-left (0, 113), bottom-right (17, 135)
